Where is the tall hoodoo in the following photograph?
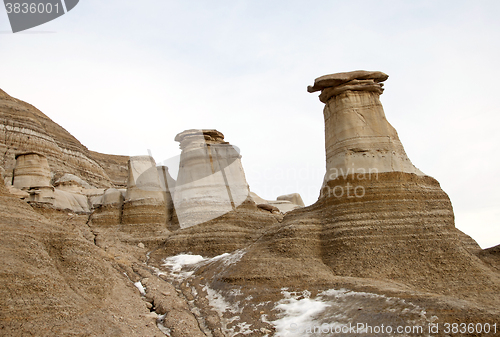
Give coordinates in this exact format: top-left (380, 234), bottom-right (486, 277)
top-left (300, 71), bottom-right (487, 283)
top-left (308, 70), bottom-right (423, 188)
top-left (173, 129), bottom-right (251, 229)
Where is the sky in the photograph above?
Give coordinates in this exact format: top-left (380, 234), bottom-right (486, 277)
top-left (1, 0), bottom-right (499, 248)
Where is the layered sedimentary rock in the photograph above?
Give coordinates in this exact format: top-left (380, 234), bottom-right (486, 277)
top-left (89, 151), bottom-right (129, 188)
top-left (304, 72), bottom-right (496, 291)
top-left (0, 88), bottom-right (126, 189)
top-left (89, 157), bottom-right (172, 240)
top-left (479, 244), bottom-right (500, 273)
top-left (277, 192), bottom-right (305, 206)
top-left (173, 129), bottom-right (251, 229)
top-left (2, 79), bottom-right (500, 336)
top-left (150, 130), bottom-right (279, 257)
top-left (55, 173), bottom-right (96, 191)
top-left (12, 151), bottom-right (54, 205)
top-left (0, 157), bottom-right (178, 337)
top-left (308, 71), bottom-right (423, 188)
top-left (121, 156), bottom-right (168, 233)
top-left (12, 152), bottom-right (52, 189)
top-left (89, 188), bottom-right (125, 227)
top-left (185, 71), bottom-right (500, 317)
top-left (249, 191), bottom-right (304, 213)
top-left (12, 152), bottom-right (94, 213)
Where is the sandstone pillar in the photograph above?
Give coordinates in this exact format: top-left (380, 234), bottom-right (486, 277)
top-left (13, 152), bottom-right (55, 204)
top-left (305, 71), bottom-right (481, 277)
top-left (13, 152), bottom-right (52, 189)
top-left (173, 129), bottom-right (250, 229)
top-left (89, 188), bottom-right (125, 227)
top-left (308, 71), bottom-right (424, 189)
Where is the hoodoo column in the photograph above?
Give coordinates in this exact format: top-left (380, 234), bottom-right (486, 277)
top-left (173, 129), bottom-right (251, 229)
top-left (308, 70), bottom-right (424, 188)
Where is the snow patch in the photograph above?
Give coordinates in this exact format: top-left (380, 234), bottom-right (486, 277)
top-left (161, 250), bottom-right (246, 281)
top-left (163, 254), bottom-right (206, 272)
top-left (156, 314), bottom-right (171, 336)
top-left (271, 288), bottom-right (435, 337)
top-left (272, 290), bottom-right (330, 337)
top-left (134, 281), bottom-right (146, 296)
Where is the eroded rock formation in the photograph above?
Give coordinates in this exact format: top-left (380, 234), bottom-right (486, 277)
top-left (173, 129), bottom-right (251, 229)
top-left (12, 152), bottom-right (52, 189)
top-left (308, 71), bottom-right (423, 188)
top-left (250, 191), bottom-right (304, 213)
top-left (11, 152), bottom-right (93, 213)
top-left (157, 165), bottom-right (177, 231)
top-left (90, 156), bottom-right (171, 241)
top-left (122, 156), bottom-right (167, 227)
top-left (218, 71), bottom-right (495, 294)
top-left (0, 159), bottom-right (188, 337)
top-left (89, 188), bottom-right (125, 228)
top-left (146, 71), bottom-right (500, 333)
top-left (1, 77), bottom-right (499, 336)
top-left (0, 88), bottom-right (128, 189)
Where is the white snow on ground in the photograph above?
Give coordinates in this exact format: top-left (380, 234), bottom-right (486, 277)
top-left (162, 253), bottom-right (207, 278)
top-left (133, 281), bottom-right (146, 296)
top-left (272, 288), bottom-right (436, 337)
top-left (160, 250), bottom-right (253, 336)
top-left (272, 290), bottom-right (331, 337)
top-left (157, 251), bottom-right (437, 337)
top-left (161, 250), bottom-right (245, 280)
top-left (156, 314), bottom-right (172, 336)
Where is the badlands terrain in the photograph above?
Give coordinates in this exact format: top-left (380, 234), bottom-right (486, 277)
top-left (0, 71), bottom-right (499, 336)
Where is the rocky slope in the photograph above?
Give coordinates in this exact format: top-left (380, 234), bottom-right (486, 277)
top-left (89, 150), bottom-right (129, 187)
top-left (0, 88), bottom-right (127, 188)
top-left (1, 74), bottom-right (499, 336)
top-left (0, 171), bottom-right (162, 336)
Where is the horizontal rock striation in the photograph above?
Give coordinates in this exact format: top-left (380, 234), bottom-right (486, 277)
top-left (0, 167), bottom-right (166, 336)
top-left (89, 188), bottom-right (125, 228)
top-left (149, 197), bottom-right (279, 260)
top-left (310, 71), bottom-right (423, 190)
top-left (121, 156), bottom-right (167, 229)
top-left (0, 88), bottom-right (125, 189)
top-left (12, 152), bottom-right (52, 189)
top-left (2, 76), bottom-right (500, 335)
top-left (195, 71), bottom-right (500, 311)
top-left (89, 151), bottom-right (129, 188)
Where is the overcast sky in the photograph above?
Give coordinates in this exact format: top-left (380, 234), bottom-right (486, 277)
top-left (1, 0), bottom-right (499, 248)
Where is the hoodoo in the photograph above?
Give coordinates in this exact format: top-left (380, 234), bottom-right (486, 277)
top-left (173, 129), bottom-right (251, 229)
top-left (308, 70), bottom-right (423, 188)
top-left (306, 71), bottom-right (485, 285)
top-left (12, 152), bottom-right (52, 190)
top-left (206, 71), bottom-right (496, 309)
top-left (1, 78), bottom-right (499, 336)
